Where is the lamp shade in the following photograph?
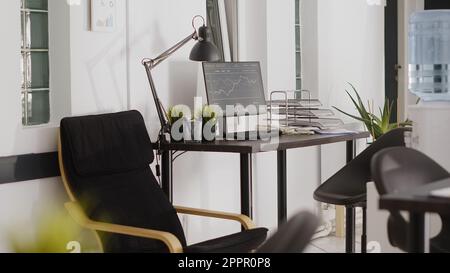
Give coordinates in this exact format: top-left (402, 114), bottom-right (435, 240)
top-left (189, 26), bottom-right (221, 62)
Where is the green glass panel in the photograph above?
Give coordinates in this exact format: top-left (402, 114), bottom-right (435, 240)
top-left (296, 26), bottom-right (301, 52)
top-left (25, 0), bottom-right (48, 10)
top-left (21, 92), bottom-right (26, 125)
top-left (25, 91), bottom-right (50, 125)
top-left (28, 12), bottom-right (48, 49)
top-left (21, 12), bottom-right (25, 48)
top-left (21, 53), bottom-right (26, 89)
top-left (296, 52), bottom-right (302, 78)
top-left (296, 79), bottom-right (302, 91)
top-left (295, 0), bottom-right (300, 25)
top-left (28, 52), bottom-right (49, 88)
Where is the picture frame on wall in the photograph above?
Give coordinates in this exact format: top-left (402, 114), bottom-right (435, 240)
top-left (91, 0), bottom-right (116, 32)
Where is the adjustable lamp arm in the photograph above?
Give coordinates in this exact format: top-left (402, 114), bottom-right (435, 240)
top-left (141, 15), bottom-right (220, 141)
top-left (142, 31), bottom-right (198, 137)
top-left (143, 31), bottom-right (198, 70)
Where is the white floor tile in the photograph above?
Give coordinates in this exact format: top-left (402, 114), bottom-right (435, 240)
top-left (303, 244), bottom-right (327, 253)
top-left (310, 236), bottom-right (362, 253)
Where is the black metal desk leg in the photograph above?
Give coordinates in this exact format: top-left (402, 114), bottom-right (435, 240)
top-left (346, 140), bottom-right (356, 163)
top-left (345, 140), bottom-right (356, 253)
top-left (161, 150), bottom-right (173, 203)
top-left (346, 207), bottom-right (356, 253)
top-left (278, 150), bottom-right (287, 226)
top-left (408, 212), bottom-right (425, 253)
top-left (240, 153), bottom-right (253, 219)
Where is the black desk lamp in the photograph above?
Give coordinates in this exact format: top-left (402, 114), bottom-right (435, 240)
top-left (142, 15), bottom-right (220, 142)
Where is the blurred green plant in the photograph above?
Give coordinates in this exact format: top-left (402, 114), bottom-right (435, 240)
top-left (8, 209), bottom-right (83, 253)
top-left (202, 105), bottom-right (218, 125)
top-left (168, 105), bottom-right (218, 124)
top-left (167, 105), bottom-right (185, 125)
top-left (333, 83), bottom-right (411, 140)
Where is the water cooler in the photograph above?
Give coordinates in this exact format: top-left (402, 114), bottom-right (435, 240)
top-left (407, 10), bottom-right (450, 252)
top-left (408, 10), bottom-right (450, 171)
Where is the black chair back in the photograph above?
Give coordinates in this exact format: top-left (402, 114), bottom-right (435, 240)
top-left (371, 147), bottom-right (450, 251)
top-left (59, 110), bottom-right (186, 252)
top-left (256, 211), bottom-right (319, 253)
top-left (314, 127), bottom-right (411, 205)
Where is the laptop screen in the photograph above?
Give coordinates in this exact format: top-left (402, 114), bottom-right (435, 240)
top-left (203, 62), bottom-right (267, 116)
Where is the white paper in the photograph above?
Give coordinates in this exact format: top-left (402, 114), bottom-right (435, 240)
top-left (430, 187), bottom-right (450, 199)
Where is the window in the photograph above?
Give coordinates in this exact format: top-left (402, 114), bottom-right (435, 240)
top-left (295, 0), bottom-right (303, 95)
top-left (21, 0), bottom-right (50, 126)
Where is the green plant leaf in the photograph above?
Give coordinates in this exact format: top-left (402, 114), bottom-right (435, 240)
top-left (334, 83), bottom-right (412, 140)
top-left (332, 106), bottom-right (371, 123)
top-left (348, 83), bottom-right (372, 122)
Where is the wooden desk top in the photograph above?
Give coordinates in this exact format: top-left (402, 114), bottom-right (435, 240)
top-left (155, 131), bottom-right (370, 153)
top-left (379, 178), bottom-right (450, 215)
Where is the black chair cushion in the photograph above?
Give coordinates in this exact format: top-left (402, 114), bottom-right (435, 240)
top-left (314, 177), bottom-right (367, 206)
top-left (60, 111), bottom-right (187, 252)
top-left (184, 228), bottom-right (268, 253)
top-left (61, 110), bottom-right (154, 177)
top-left (314, 128), bottom-right (410, 206)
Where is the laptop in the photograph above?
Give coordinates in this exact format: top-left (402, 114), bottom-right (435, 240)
top-left (202, 62), bottom-right (280, 139)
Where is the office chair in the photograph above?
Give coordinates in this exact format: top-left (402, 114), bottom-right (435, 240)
top-left (58, 110), bottom-right (268, 253)
top-left (371, 147), bottom-right (450, 253)
top-left (313, 128), bottom-right (410, 253)
top-left (256, 211), bottom-right (319, 253)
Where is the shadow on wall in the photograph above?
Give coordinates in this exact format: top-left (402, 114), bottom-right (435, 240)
top-left (149, 22), bottom-right (168, 54)
top-left (138, 22), bottom-right (176, 138)
top-left (168, 61), bottom-right (200, 109)
top-left (85, 28), bottom-right (128, 113)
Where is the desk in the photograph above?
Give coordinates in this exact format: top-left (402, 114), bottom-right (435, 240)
top-left (156, 132), bottom-right (369, 226)
top-left (379, 178), bottom-right (450, 253)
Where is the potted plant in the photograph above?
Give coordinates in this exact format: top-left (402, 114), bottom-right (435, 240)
top-left (168, 105), bottom-right (186, 142)
top-left (333, 83), bottom-right (411, 141)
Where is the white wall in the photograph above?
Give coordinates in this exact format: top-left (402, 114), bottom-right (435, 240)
top-left (49, 0), bottom-right (71, 123)
top-left (237, 0), bottom-right (268, 85)
top-left (69, 0), bottom-right (128, 115)
top-left (302, 0), bottom-right (319, 98)
top-left (318, 0), bottom-right (385, 112)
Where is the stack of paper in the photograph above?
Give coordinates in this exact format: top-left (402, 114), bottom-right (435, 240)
top-left (268, 96), bottom-right (350, 133)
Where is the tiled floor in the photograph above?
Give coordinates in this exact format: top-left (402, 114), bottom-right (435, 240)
top-left (304, 224), bottom-right (363, 253)
top-left (305, 236), bottom-right (362, 253)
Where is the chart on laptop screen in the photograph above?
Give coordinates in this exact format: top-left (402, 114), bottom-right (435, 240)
top-left (203, 62), bottom-right (267, 114)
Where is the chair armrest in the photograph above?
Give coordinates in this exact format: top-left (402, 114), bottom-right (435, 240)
top-left (174, 206), bottom-right (256, 230)
top-left (65, 202), bottom-right (183, 253)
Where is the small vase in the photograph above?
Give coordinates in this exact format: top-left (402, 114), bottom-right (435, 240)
top-left (202, 118), bottom-right (217, 142)
top-left (170, 119), bottom-right (184, 142)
